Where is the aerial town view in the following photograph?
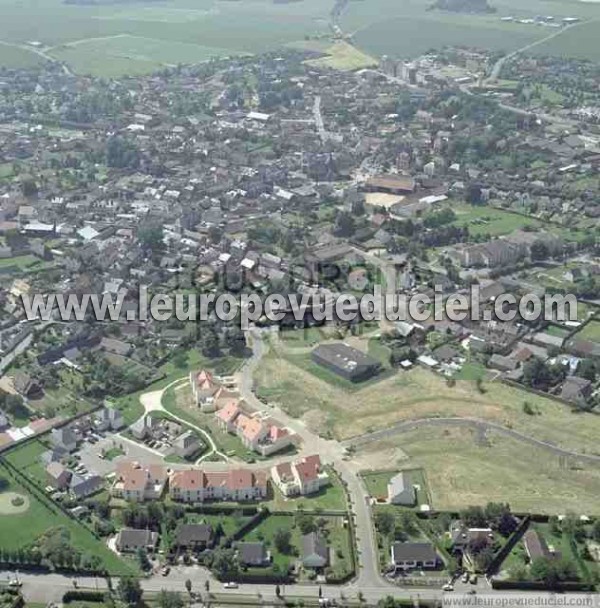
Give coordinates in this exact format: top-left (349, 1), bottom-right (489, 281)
top-left (0, 0), bottom-right (599, 606)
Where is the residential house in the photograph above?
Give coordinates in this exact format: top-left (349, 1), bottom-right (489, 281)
top-left (236, 542), bottom-right (270, 567)
top-left (523, 529), bottom-right (558, 561)
top-left (46, 462), bottom-right (72, 490)
top-left (51, 427), bottom-right (78, 453)
top-left (301, 532), bottom-right (329, 569)
top-left (215, 402), bottom-right (294, 456)
top-left (96, 406), bottom-right (125, 432)
top-left (174, 523), bottom-right (214, 551)
top-left (130, 415), bottom-right (160, 440)
top-left (69, 474), bottom-right (103, 499)
top-left (271, 455), bottom-right (329, 497)
top-left (215, 400), bottom-right (242, 433)
top-left (169, 468), bottom-right (268, 503)
top-left (190, 369), bottom-right (236, 412)
top-left (112, 462), bottom-right (168, 502)
top-left (391, 542), bottom-right (439, 571)
top-left (560, 376), bottom-right (593, 406)
top-left (116, 528), bottom-right (159, 554)
top-left (173, 430), bottom-right (202, 460)
top-left (387, 472), bottom-right (416, 506)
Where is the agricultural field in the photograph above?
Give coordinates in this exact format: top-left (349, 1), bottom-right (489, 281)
top-left (0, 0), bottom-right (331, 75)
top-left (0, 0), bottom-right (598, 75)
top-left (49, 35), bottom-right (232, 78)
top-left (353, 426), bottom-right (600, 515)
top-left (254, 347), bottom-right (600, 454)
top-left (346, 0), bottom-right (600, 61)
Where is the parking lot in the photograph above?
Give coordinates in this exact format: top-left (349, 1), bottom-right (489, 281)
top-left (76, 434), bottom-right (166, 477)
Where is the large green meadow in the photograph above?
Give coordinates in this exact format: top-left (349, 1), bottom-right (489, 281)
top-left (0, 0), bottom-right (599, 77)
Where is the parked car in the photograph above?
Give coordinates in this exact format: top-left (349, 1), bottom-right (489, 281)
top-left (462, 572), bottom-right (470, 583)
top-left (223, 582), bottom-right (238, 589)
top-left (442, 584), bottom-right (454, 592)
top-left (470, 575), bottom-right (478, 585)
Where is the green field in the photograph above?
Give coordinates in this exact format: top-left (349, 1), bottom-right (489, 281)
top-left (356, 426), bottom-right (600, 515)
top-left (348, 0), bottom-right (600, 61)
top-left (255, 345), bottom-right (600, 454)
top-left (0, 42), bottom-right (45, 68)
top-left (49, 35), bottom-right (232, 78)
top-left (0, 465), bottom-right (132, 574)
top-left (449, 204), bottom-right (543, 237)
top-left (575, 320), bottom-right (600, 343)
top-left (0, 0), bottom-right (598, 76)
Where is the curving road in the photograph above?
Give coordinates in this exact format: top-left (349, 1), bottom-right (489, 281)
top-left (343, 416), bottom-right (600, 464)
top-left (137, 378), bottom-right (231, 463)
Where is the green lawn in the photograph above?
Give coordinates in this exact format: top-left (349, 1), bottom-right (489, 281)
top-left (240, 513), bottom-right (354, 579)
top-left (361, 468), bottom-right (430, 507)
top-left (4, 439), bottom-right (48, 487)
top-left (449, 204), bottom-right (543, 237)
top-left (0, 466), bottom-right (133, 575)
top-left (265, 467), bottom-right (348, 512)
top-left (576, 321), bottom-right (600, 343)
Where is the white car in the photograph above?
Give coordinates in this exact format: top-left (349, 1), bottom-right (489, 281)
top-left (442, 584), bottom-right (454, 592)
top-left (223, 582), bottom-right (238, 589)
top-left (8, 580), bottom-right (22, 588)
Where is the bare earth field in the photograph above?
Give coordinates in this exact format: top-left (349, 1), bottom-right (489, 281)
top-left (354, 426), bottom-right (600, 515)
top-left (254, 350), bottom-right (600, 456)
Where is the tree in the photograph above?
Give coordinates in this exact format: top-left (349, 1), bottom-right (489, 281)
top-left (157, 590), bottom-right (184, 608)
top-left (374, 511), bottom-right (396, 538)
top-left (467, 183), bottom-right (484, 205)
top-left (136, 547), bottom-right (151, 571)
top-left (275, 584), bottom-right (281, 598)
top-left (296, 513), bottom-right (316, 535)
top-left (184, 579), bottom-right (192, 595)
top-left (274, 528), bottom-right (293, 554)
top-left (530, 557), bottom-right (577, 588)
top-left (333, 211), bottom-right (355, 237)
top-left (460, 506), bottom-right (487, 527)
top-left (118, 577), bottom-right (143, 606)
top-left (592, 519), bottom-right (600, 543)
top-left (138, 222), bottom-right (164, 254)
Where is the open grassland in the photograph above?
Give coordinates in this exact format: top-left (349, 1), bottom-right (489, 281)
top-left (304, 41), bottom-right (377, 72)
top-left (254, 350), bottom-right (600, 455)
top-left (0, 42), bottom-right (46, 68)
top-left (575, 320), bottom-right (600, 343)
top-left (356, 426), bottom-right (600, 515)
top-left (449, 204), bottom-right (543, 237)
